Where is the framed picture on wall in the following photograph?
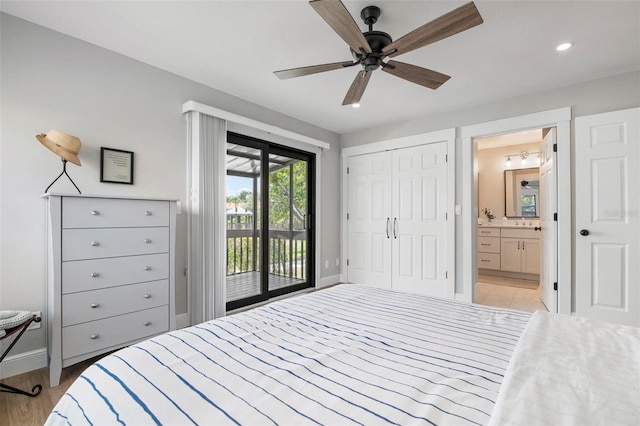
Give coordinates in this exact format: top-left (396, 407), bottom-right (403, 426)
top-left (100, 147), bottom-right (134, 184)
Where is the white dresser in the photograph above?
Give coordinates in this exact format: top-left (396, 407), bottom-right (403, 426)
top-left (45, 194), bottom-right (177, 387)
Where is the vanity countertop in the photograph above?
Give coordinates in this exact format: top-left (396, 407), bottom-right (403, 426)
top-left (478, 223), bottom-right (538, 229)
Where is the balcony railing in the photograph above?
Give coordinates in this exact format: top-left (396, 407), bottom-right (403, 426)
top-left (227, 229), bottom-right (307, 280)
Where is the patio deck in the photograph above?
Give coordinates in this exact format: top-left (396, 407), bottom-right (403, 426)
top-left (226, 271), bottom-right (306, 302)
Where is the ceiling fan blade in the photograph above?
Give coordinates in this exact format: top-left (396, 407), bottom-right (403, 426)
top-left (310, 0), bottom-right (372, 54)
top-left (274, 61), bottom-right (356, 79)
top-left (383, 2), bottom-right (483, 58)
top-left (342, 70), bottom-right (372, 106)
top-left (382, 60), bottom-right (450, 90)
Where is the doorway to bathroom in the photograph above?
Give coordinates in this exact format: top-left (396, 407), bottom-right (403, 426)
top-left (474, 128), bottom-right (556, 313)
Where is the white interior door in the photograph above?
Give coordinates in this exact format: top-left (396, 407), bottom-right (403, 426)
top-left (392, 142), bottom-right (449, 297)
top-left (539, 127), bottom-right (558, 312)
top-left (575, 108), bottom-right (640, 326)
top-left (346, 152), bottom-right (392, 287)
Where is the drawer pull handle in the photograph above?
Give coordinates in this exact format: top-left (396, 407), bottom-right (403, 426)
top-left (145, 211), bottom-right (152, 216)
top-left (91, 241), bottom-right (100, 247)
top-left (90, 334), bottom-right (99, 340)
top-left (481, 243), bottom-right (491, 246)
top-left (144, 321), bottom-right (151, 326)
top-left (144, 266), bottom-right (152, 271)
top-left (144, 239), bottom-right (152, 244)
top-left (481, 259), bottom-right (490, 262)
top-left (144, 293), bottom-right (151, 299)
top-left (90, 272), bottom-right (100, 278)
top-left (91, 210), bottom-right (100, 216)
top-left (90, 303), bottom-right (99, 308)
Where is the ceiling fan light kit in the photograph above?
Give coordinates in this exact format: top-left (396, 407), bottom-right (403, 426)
top-left (274, 0), bottom-right (483, 106)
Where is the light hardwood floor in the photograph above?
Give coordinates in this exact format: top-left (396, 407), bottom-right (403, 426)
top-left (1, 355), bottom-right (100, 426)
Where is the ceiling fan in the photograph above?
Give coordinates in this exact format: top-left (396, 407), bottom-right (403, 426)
top-left (274, 0), bottom-right (483, 106)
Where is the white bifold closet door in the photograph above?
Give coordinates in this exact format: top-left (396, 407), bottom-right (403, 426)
top-left (347, 142), bottom-right (449, 298)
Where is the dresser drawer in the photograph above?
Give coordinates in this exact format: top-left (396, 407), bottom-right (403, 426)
top-left (63, 227), bottom-right (169, 261)
top-left (477, 227), bottom-right (500, 237)
top-left (62, 280), bottom-right (169, 327)
top-left (63, 253), bottom-right (169, 294)
top-left (63, 197), bottom-right (169, 228)
top-left (62, 306), bottom-right (169, 359)
top-left (477, 252), bottom-right (500, 270)
top-left (477, 236), bottom-right (500, 253)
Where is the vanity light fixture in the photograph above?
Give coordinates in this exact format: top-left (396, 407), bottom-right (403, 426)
top-left (504, 151), bottom-right (540, 168)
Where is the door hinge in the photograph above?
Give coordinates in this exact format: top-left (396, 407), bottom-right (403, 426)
top-left (553, 143), bottom-right (557, 152)
top-left (445, 271), bottom-right (448, 279)
top-left (553, 212), bottom-right (558, 221)
top-left (445, 212), bottom-right (448, 220)
top-left (553, 282), bottom-right (558, 291)
top-left (445, 154), bottom-right (448, 162)
top-left (346, 259), bottom-right (349, 266)
top-left (347, 167), bottom-right (350, 174)
top-left (347, 213), bottom-right (350, 220)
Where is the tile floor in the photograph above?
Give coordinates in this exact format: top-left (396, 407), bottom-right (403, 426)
top-left (474, 277), bottom-right (548, 313)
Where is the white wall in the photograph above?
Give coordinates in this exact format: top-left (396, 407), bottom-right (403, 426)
top-left (341, 70), bottom-right (640, 295)
top-left (0, 13), bottom-right (340, 358)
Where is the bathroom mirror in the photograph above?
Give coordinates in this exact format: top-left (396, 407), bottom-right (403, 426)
top-left (504, 168), bottom-right (539, 218)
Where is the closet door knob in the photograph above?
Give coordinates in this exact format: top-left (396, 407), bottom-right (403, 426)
top-left (144, 238), bottom-right (152, 244)
top-left (91, 210), bottom-right (100, 216)
top-left (90, 272), bottom-right (99, 278)
top-left (393, 218), bottom-right (398, 239)
top-left (144, 321), bottom-right (151, 326)
top-left (144, 211), bottom-right (152, 216)
top-left (90, 241), bottom-right (100, 247)
top-left (580, 229), bottom-right (590, 236)
top-left (144, 294), bottom-right (151, 299)
top-left (90, 303), bottom-right (99, 309)
top-left (144, 266), bottom-right (152, 271)
top-left (386, 218), bottom-right (390, 239)
top-left (90, 334), bottom-right (99, 340)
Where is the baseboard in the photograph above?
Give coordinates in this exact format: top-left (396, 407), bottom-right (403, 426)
top-left (0, 347), bottom-right (47, 379)
top-left (175, 313), bottom-right (190, 329)
top-left (318, 274), bottom-right (341, 289)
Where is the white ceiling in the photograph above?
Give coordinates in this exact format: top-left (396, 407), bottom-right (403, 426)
top-left (2, 1), bottom-right (639, 135)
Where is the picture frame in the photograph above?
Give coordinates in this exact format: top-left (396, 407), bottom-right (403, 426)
top-left (100, 147), bottom-right (134, 185)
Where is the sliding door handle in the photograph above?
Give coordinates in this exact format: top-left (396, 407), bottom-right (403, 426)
top-left (393, 218), bottom-right (398, 239)
top-left (386, 218), bottom-right (390, 239)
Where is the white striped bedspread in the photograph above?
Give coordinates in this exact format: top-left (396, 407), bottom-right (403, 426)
top-left (45, 284), bottom-right (531, 426)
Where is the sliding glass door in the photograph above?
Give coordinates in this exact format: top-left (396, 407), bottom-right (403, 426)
top-left (226, 133), bottom-right (314, 311)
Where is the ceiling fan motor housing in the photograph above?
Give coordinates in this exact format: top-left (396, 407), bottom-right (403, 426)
top-left (351, 6), bottom-right (393, 71)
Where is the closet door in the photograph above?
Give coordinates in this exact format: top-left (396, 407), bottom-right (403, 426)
top-left (392, 142), bottom-right (448, 297)
top-left (346, 152), bottom-right (392, 287)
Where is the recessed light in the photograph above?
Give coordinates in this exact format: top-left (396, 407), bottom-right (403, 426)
top-left (351, 103), bottom-right (361, 108)
top-left (556, 42), bottom-right (573, 51)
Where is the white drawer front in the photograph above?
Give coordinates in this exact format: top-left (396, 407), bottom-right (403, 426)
top-left (63, 197), bottom-right (169, 228)
top-left (63, 253), bottom-right (169, 294)
top-left (477, 237), bottom-right (500, 253)
top-left (501, 228), bottom-right (539, 239)
top-left (62, 280), bottom-right (169, 326)
top-left (63, 227), bottom-right (169, 261)
top-left (478, 252), bottom-right (500, 270)
top-left (62, 306), bottom-right (169, 359)
top-left (477, 227), bottom-right (500, 237)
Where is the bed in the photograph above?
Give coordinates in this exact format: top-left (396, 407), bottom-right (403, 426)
top-left (45, 284), bottom-right (639, 425)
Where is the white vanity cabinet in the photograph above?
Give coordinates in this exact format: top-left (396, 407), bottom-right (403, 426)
top-left (477, 227), bottom-right (500, 270)
top-left (500, 228), bottom-right (540, 274)
top-left (45, 194), bottom-right (177, 387)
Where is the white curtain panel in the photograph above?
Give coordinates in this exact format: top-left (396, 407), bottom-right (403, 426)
top-left (186, 112), bottom-right (227, 324)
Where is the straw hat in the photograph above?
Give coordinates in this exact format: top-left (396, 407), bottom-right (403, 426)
top-left (36, 129), bottom-right (82, 166)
